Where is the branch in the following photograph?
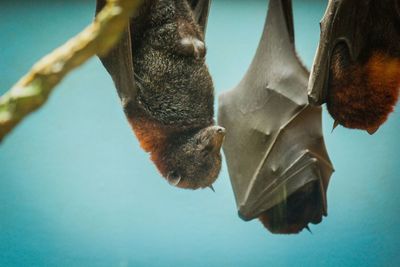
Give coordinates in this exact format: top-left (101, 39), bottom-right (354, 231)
top-left (0, 0), bottom-right (142, 142)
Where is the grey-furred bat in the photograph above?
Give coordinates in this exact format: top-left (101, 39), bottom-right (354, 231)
top-left (95, 0), bottom-right (225, 190)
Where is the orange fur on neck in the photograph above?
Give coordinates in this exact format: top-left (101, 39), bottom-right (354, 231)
top-left (128, 116), bottom-right (171, 176)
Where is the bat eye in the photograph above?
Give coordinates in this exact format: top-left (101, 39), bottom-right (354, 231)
top-left (167, 171), bottom-right (181, 186)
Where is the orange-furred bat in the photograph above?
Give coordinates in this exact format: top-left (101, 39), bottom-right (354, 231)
top-left (308, 0), bottom-right (400, 134)
top-left (96, 0), bottom-right (225, 190)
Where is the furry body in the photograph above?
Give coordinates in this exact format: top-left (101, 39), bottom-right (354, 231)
top-left (327, 0), bottom-right (400, 133)
top-left (125, 0), bottom-right (224, 189)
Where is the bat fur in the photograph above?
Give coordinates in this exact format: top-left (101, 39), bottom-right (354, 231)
top-left (124, 0), bottom-right (225, 189)
top-left (327, 0), bottom-right (400, 134)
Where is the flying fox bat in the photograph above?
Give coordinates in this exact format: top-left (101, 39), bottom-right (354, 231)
top-left (95, 0), bottom-right (225, 190)
top-left (218, 0), bottom-right (334, 234)
top-left (308, 0), bottom-right (400, 134)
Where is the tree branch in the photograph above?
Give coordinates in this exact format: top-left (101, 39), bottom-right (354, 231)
top-left (0, 0), bottom-right (142, 142)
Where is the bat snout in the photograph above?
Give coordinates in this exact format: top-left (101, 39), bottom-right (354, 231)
top-left (211, 126), bottom-right (226, 150)
top-left (215, 126), bottom-right (226, 135)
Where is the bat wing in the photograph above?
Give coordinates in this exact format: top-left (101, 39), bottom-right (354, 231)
top-left (188, 0), bottom-right (212, 34)
top-left (308, 0), bottom-right (400, 134)
top-left (307, 0), bottom-right (372, 105)
top-left (218, 0), bottom-right (334, 233)
top-left (95, 0), bottom-right (212, 107)
top-left (95, 0), bottom-right (137, 106)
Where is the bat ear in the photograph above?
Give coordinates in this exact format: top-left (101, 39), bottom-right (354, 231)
top-left (167, 171), bottom-right (182, 187)
top-left (188, 0), bottom-right (212, 34)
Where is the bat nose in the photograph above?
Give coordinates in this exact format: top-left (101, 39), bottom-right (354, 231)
top-left (215, 126), bottom-right (226, 135)
top-left (212, 126), bottom-right (226, 150)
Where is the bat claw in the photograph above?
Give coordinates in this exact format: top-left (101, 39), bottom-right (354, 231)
top-left (209, 185), bottom-right (215, 192)
top-left (304, 225), bottom-right (312, 234)
top-left (331, 120), bottom-right (339, 133)
top-left (367, 126), bottom-right (379, 135)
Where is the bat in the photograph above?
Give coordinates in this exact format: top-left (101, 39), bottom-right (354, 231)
top-left (95, 0), bottom-right (225, 190)
top-left (218, 0), bottom-right (334, 234)
top-left (308, 0), bottom-right (400, 134)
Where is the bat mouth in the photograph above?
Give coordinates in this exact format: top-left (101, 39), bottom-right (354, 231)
top-left (171, 176), bottom-right (219, 190)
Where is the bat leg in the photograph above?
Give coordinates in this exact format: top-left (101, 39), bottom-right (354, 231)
top-left (327, 41), bottom-right (400, 134)
top-left (258, 181), bottom-right (324, 234)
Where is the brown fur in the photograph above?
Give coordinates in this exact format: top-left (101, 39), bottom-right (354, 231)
top-left (328, 45), bottom-right (400, 133)
top-left (123, 0), bottom-right (224, 189)
top-left (258, 182), bottom-right (324, 234)
top-left (128, 115), bottom-right (171, 176)
top-left (127, 105), bottom-right (224, 190)
top-left (327, 0), bottom-right (400, 133)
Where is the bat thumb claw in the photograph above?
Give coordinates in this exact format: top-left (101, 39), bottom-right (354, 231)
top-left (209, 185), bottom-right (215, 192)
top-left (367, 126), bottom-right (379, 135)
top-left (331, 120), bottom-right (339, 133)
top-left (304, 225), bottom-right (312, 234)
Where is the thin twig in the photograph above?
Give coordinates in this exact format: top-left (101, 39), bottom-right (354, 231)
top-left (0, 0), bottom-right (142, 141)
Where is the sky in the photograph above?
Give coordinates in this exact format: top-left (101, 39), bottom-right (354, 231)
top-left (0, 1), bottom-right (399, 267)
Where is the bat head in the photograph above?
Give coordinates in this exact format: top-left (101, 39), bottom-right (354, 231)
top-left (327, 43), bottom-right (400, 134)
top-left (258, 181), bottom-right (324, 234)
top-left (308, 0), bottom-right (400, 134)
top-left (162, 125), bottom-right (225, 190)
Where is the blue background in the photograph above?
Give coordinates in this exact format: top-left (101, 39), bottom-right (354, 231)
top-left (1, 1), bottom-right (399, 266)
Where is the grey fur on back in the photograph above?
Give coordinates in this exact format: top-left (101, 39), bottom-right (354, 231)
top-left (127, 0), bottom-right (215, 129)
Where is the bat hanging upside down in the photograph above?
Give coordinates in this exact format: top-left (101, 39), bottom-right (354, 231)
top-left (218, 0), bottom-right (334, 234)
top-left (309, 0), bottom-right (400, 134)
top-left (96, 0), bottom-right (225, 189)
